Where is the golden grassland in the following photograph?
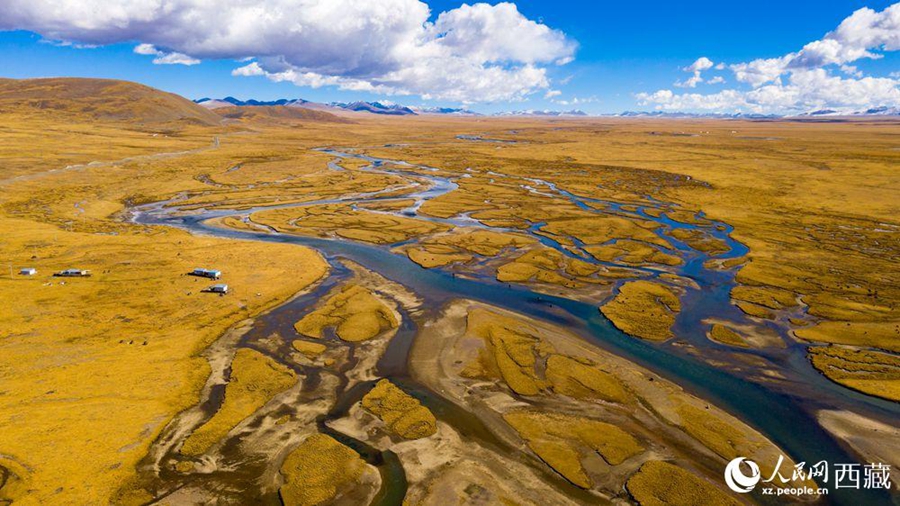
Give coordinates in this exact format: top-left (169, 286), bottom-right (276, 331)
top-left (707, 323), bottom-right (750, 348)
top-left (0, 217), bottom-right (325, 504)
top-left (279, 433), bottom-right (370, 506)
top-left (586, 239), bottom-right (681, 267)
top-left (3, 77), bottom-right (899, 503)
top-left (600, 280), bottom-right (681, 341)
top-left (181, 348), bottom-right (297, 456)
top-left (423, 302), bottom-right (805, 499)
top-left (361, 379), bottom-right (437, 439)
top-left (462, 307), bottom-right (556, 395)
top-left (291, 339), bottom-right (328, 358)
top-left (496, 247), bottom-right (623, 290)
top-left (251, 202), bottom-right (449, 244)
top-left (503, 411), bottom-right (643, 489)
top-left (626, 460), bottom-right (741, 506)
top-left (400, 228), bottom-right (535, 268)
top-left (294, 284), bottom-right (398, 342)
top-left (808, 346), bottom-right (900, 402)
top-left (544, 354), bottom-right (631, 403)
top-left (360, 117), bottom-right (899, 355)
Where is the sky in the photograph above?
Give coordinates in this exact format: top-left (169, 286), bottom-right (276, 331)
top-left (0, 1), bottom-right (898, 114)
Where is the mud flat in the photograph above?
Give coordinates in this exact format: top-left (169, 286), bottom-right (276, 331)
top-left (818, 410), bottom-right (900, 491)
top-left (407, 299), bottom-right (808, 502)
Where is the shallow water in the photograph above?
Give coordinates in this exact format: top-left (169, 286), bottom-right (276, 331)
top-left (132, 148), bottom-right (898, 505)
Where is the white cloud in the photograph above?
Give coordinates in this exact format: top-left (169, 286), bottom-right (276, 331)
top-left (544, 89), bottom-right (562, 99)
top-left (675, 74), bottom-right (704, 88)
top-left (676, 56), bottom-right (715, 88)
top-left (0, 0), bottom-right (575, 102)
top-left (638, 69), bottom-right (900, 113)
top-left (640, 3), bottom-right (900, 113)
top-left (551, 95), bottom-right (597, 106)
top-left (684, 57), bottom-right (714, 73)
top-left (134, 43), bottom-right (199, 65)
top-left (840, 64), bottom-right (863, 78)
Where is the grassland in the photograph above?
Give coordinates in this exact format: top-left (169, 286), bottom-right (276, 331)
top-left (294, 284), bottom-right (398, 342)
top-left (626, 460), bottom-right (741, 506)
top-left (279, 433), bottom-right (373, 506)
top-left (504, 411), bottom-right (643, 488)
top-left (414, 301), bottom-right (806, 500)
top-left (361, 379), bottom-right (437, 439)
top-left (181, 348), bottom-right (297, 455)
top-left (808, 346), bottom-right (900, 402)
top-left (600, 280), bottom-right (682, 341)
top-left (3, 76), bottom-right (898, 504)
top-left (252, 202), bottom-right (449, 244)
top-left (707, 323), bottom-right (750, 348)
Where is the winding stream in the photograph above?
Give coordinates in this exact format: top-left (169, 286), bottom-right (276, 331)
top-left (132, 148), bottom-right (898, 506)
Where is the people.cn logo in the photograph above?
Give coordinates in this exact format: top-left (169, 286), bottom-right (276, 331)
top-left (725, 457), bottom-right (761, 493)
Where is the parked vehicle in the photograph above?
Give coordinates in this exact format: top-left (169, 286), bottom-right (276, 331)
top-left (54, 269), bottom-right (91, 277)
top-left (190, 268), bottom-right (221, 279)
top-left (207, 284), bottom-right (229, 294)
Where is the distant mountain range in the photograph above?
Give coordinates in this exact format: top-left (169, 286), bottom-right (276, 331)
top-left (493, 109), bottom-right (588, 117)
top-left (611, 111), bottom-right (780, 119)
top-left (195, 97), bottom-right (419, 115)
top-left (196, 97), bottom-right (900, 118)
top-left (331, 101), bottom-right (416, 115)
top-left (795, 106), bottom-right (900, 117)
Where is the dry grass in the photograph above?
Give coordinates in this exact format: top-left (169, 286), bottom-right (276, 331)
top-left (504, 410), bottom-right (643, 488)
top-left (667, 228), bottom-right (729, 255)
top-left (3, 83), bottom-right (898, 502)
top-left (808, 346), bottom-right (900, 401)
top-left (545, 354), bottom-right (630, 403)
top-left (601, 281), bottom-right (681, 341)
top-left (279, 433), bottom-right (368, 506)
top-left (626, 460), bottom-right (740, 506)
top-left (795, 321), bottom-right (900, 352)
top-left (496, 247), bottom-right (608, 289)
top-left (181, 348), bottom-right (297, 456)
top-left (361, 379), bottom-right (437, 439)
top-left (291, 339), bottom-right (328, 358)
top-left (463, 308), bottom-right (553, 395)
top-left (586, 239), bottom-right (681, 267)
top-left (294, 284), bottom-right (398, 342)
top-left (707, 324), bottom-right (749, 348)
top-left (402, 228), bottom-right (535, 268)
top-left (252, 202), bottom-right (449, 244)
top-left (675, 403), bottom-right (751, 461)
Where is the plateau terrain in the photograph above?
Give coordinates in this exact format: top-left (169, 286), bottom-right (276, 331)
top-left (1, 77), bottom-right (898, 506)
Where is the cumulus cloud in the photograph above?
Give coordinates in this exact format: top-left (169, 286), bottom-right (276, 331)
top-left (0, 0), bottom-right (576, 102)
top-left (640, 3), bottom-right (900, 113)
top-left (675, 56), bottom-right (718, 88)
top-left (638, 68), bottom-right (900, 113)
top-left (685, 57), bottom-right (714, 73)
top-left (134, 44), bottom-right (199, 66)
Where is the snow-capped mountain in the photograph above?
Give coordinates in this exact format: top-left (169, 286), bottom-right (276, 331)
top-left (613, 111), bottom-right (779, 119)
top-left (411, 106), bottom-right (481, 116)
top-left (329, 101), bottom-right (417, 115)
top-left (796, 106), bottom-right (900, 117)
top-left (195, 97), bottom-right (310, 109)
top-left (493, 109), bottom-right (588, 117)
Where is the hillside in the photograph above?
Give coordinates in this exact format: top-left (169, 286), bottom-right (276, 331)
top-left (0, 78), bottom-right (222, 125)
top-left (215, 105), bottom-right (349, 123)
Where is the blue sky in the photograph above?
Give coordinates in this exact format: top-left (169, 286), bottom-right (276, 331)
top-left (1, 1), bottom-right (897, 114)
